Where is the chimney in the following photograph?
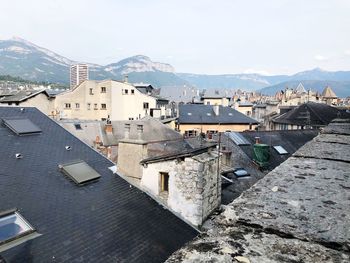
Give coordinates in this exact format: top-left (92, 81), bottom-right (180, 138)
top-left (124, 75), bottom-right (128, 83)
top-left (105, 123), bottom-right (113, 134)
top-left (137, 124), bottom-right (143, 140)
top-left (255, 136), bottom-right (260, 144)
top-left (213, 105), bottom-right (220, 116)
top-left (124, 123), bottom-right (130, 139)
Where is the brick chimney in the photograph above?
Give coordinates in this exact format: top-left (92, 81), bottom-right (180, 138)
top-left (105, 123), bottom-right (113, 134)
top-left (255, 136), bottom-right (260, 144)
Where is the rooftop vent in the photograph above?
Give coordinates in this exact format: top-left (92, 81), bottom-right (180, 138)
top-left (74, 123), bottom-right (82, 130)
top-left (65, 146), bottom-right (71, 151)
top-left (20, 108), bottom-right (25, 112)
top-left (15, 153), bottom-right (23, 159)
top-left (2, 118), bottom-right (42, 136)
top-left (59, 160), bottom-right (101, 186)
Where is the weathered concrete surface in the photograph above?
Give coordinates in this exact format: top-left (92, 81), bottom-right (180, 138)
top-left (166, 119), bottom-right (350, 262)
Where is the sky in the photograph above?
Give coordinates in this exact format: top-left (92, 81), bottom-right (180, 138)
top-left (1, 0), bottom-right (350, 75)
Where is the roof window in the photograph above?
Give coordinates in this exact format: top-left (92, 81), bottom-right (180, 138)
top-left (233, 168), bottom-right (250, 178)
top-left (0, 209), bottom-right (39, 252)
top-left (273, 145), bottom-right (288, 155)
top-left (2, 118), bottom-right (42, 136)
top-left (225, 132), bottom-right (251, 146)
top-left (59, 160), bottom-right (101, 185)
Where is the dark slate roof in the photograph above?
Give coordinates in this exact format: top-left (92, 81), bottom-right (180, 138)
top-left (273, 102), bottom-right (350, 126)
top-left (0, 89), bottom-right (47, 103)
top-left (238, 129), bottom-right (319, 171)
top-left (0, 107), bottom-right (197, 263)
top-left (179, 104), bottom-right (259, 124)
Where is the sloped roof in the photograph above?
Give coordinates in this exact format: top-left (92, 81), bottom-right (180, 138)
top-left (0, 89), bottom-right (47, 103)
top-left (102, 117), bottom-right (184, 146)
top-left (273, 102), bottom-right (350, 126)
top-left (179, 104), bottom-right (259, 124)
top-left (238, 129), bottom-right (319, 170)
top-left (0, 107), bottom-right (197, 262)
top-left (295, 83), bottom-right (307, 94)
top-left (322, 85), bottom-right (337, 98)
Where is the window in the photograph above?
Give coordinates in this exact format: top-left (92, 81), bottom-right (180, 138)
top-left (101, 103), bottom-right (107, 110)
top-left (94, 103), bottom-right (98, 110)
top-left (89, 88), bottom-right (94, 95)
top-left (3, 118), bottom-right (42, 136)
top-left (122, 89), bottom-right (128, 95)
top-left (160, 172), bottom-right (169, 192)
top-left (0, 209), bottom-right (37, 248)
top-left (87, 103), bottom-right (91, 110)
top-left (65, 103), bottom-right (71, 109)
top-left (273, 146), bottom-right (288, 155)
top-left (101, 87), bottom-right (106, 93)
top-left (143, 102), bottom-right (149, 109)
top-left (233, 168), bottom-right (250, 178)
top-left (131, 89), bottom-right (135, 95)
top-left (184, 130), bottom-right (197, 138)
top-left (75, 103), bottom-right (80, 109)
top-left (59, 160), bottom-right (101, 185)
top-left (74, 123), bottom-right (82, 130)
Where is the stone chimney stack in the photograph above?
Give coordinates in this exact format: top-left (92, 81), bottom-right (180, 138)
top-left (255, 136), bottom-right (261, 144)
top-left (124, 123), bottom-right (130, 139)
top-left (137, 124), bottom-right (143, 140)
top-left (124, 75), bottom-right (128, 83)
top-left (213, 105), bottom-right (220, 116)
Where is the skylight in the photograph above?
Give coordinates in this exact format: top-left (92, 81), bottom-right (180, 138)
top-left (225, 132), bottom-right (251, 146)
top-left (233, 168), bottom-right (250, 178)
top-left (59, 160), bottom-right (101, 185)
top-left (0, 209), bottom-right (36, 248)
top-left (2, 118), bottom-right (42, 136)
top-left (273, 145), bottom-right (288, 155)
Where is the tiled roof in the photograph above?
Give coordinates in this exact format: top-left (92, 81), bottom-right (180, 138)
top-left (179, 104), bottom-right (258, 124)
top-left (238, 130), bottom-right (319, 171)
top-left (0, 89), bottom-right (46, 103)
top-left (322, 86), bottom-right (337, 98)
top-left (0, 107), bottom-right (197, 262)
top-left (273, 102), bottom-right (350, 126)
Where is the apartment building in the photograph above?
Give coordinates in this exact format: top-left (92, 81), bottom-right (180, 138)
top-left (55, 79), bottom-right (167, 121)
top-left (70, 64), bottom-right (89, 88)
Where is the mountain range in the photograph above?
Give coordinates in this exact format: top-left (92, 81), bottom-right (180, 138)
top-left (0, 37), bottom-right (350, 97)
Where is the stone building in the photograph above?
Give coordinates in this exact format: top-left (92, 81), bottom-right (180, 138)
top-left (116, 122), bottom-right (221, 227)
top-left (54, 79), bottom-right (169, 121)
top-left (177, 104), bottom-right (259, 137)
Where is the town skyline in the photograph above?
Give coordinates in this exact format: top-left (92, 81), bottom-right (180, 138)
top-left (1, 0), bottom-right (349, 75)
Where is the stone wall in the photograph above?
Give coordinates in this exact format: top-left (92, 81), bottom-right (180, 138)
top-left (141, 151), bottom-right (221, 227)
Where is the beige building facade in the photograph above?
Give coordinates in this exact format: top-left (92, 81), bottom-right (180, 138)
top-left (55, 80), bottom-right (161, 121)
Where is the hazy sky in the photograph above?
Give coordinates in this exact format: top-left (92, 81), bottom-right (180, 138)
top-left (1, 0), bottom-right (349, 75)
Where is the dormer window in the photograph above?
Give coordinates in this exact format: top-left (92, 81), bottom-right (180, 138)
top-left (89, 88), bottom-right (94, 95)
top-left (101, 87), bottom-right (106, 93)
top-left (123, 89), bottom-right (129, 95)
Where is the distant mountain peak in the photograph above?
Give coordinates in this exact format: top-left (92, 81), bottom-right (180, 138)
top-left (105, 55), bottom-right (175, 75)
